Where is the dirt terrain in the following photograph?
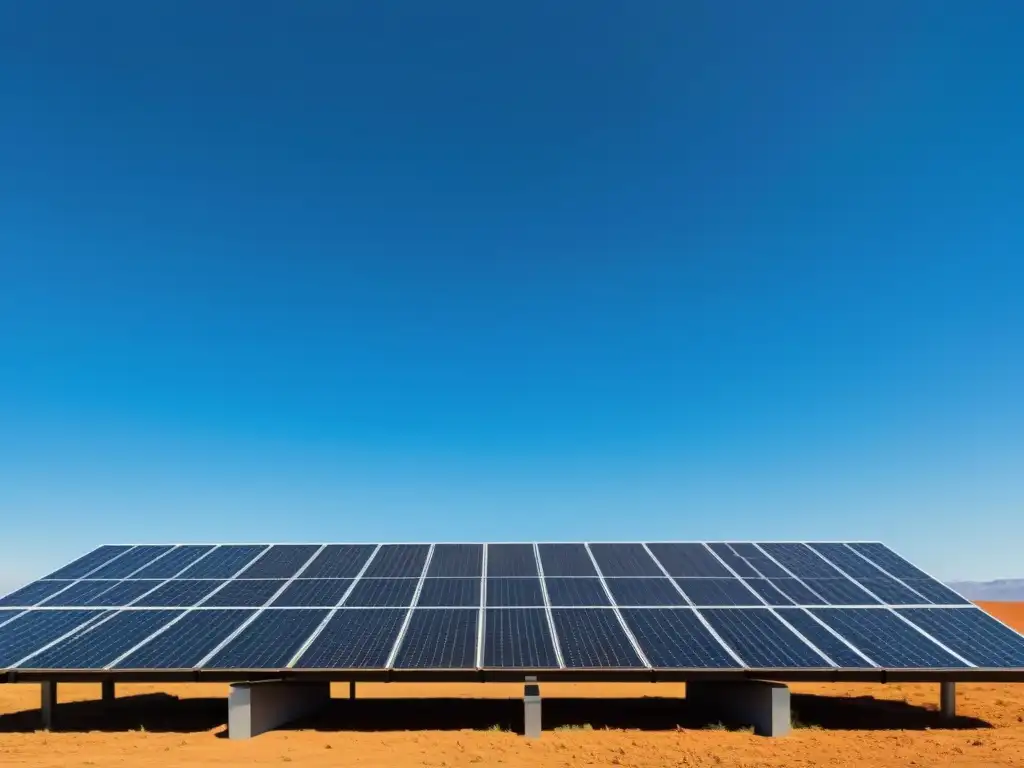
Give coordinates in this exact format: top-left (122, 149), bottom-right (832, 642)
top-left (1, 601), bottom-right (1022, 767)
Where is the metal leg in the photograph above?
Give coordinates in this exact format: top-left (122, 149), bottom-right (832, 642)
top-left (102, 680), bottom-right (115, 702)
top-left (349, 681), bottom-right (356, 700)
top-left (940, 682), bottom-right (956, 718)
top-left (523, 676), bottom-right (541, 739)
top-left (41, 681), bottom-right (57, 730)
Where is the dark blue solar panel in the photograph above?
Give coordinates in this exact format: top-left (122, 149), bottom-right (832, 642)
top-left (897, 608), bottom-right (1024, 668)
top-left (130, 546), bottom-right (215, 579)
top-left (802, 579), bottom-right (880, 605)
top-left (538, 544), bottom-right (598, 576)
top-left (238, 545), bottom-right (321, 579)
top-left (0, 610), bottom-right (103, 667)
top-left (806, 543), bottom-right (884, 578)
top-left (486, 578), bottom-right (545, 607)
top-left (853, 577), bottom-right (928, 605)
top-left (343, 578), bottom-right (417, 607)
top-left (41, 581), bottom-right (126, 607)
top-left (484, 608), bottom-right (559, 668)
top-left (544, 578), bottom-right (610, 607)
top-left (758, 543), bottom-right (844, 579)
top-left (486, 544), bottom-right (538, 577)
top-left (774, 608), bottom-right (875, 668)
top-left (393, 609), bottom-right (478, 668)
top-left (621, 608), bottom-right (740, 668)
top-left (605, 578), bottom-right (687, 606)
top-left (674, 578), bottom-right (763, 606)
top-left (272, 579), bottom-right (353, 607)
top-left (363, 545), bottom-right (430, 578)
top-left (742, 579), bottom-right (794, 606)
top-left (0, 580), bottom-right (74, 607)
top-left (646, 544), bottom-right (732, 577)
top-left (726, 544), bottom-right (789, 577)
top-left (115, 609), bottom-right (253, 668)
top-left (847, 543), bottom-right (931, 579)
top-left (202, 580), bottom-right (286, 608)
top-left (205, 609), bottom-right (328, 668)
top-left (85, 581), bottom-right (166, 607)
top-left (88, 546), bottom-right (175, 579)
top-left (699, 608), bottom-right (830, 668)
top-left (417, 579), bottom-right (480, 607)
top-left (901, 579), bottom-right (972, 605)
top-left (293, 609), bottom-right (406, 668)
top-left (767, 578), bottom-right (827, 605)
top-left (588, 544), bottom-right (662, 577)
top-left (301, 545), bottom-right (376, 578)
top-left (427, 545), bottom-right (483, 577)
top-left (811, 608), bottom-right (967, 668)
top-left (177, 546), bottom-right (267, 579)
top-left (43, 546), bottom-right (133, 580)
top-left (705, 543), bottom-right (758, 577)
top-left (551, 609), bottom-right (645, 668)
top-left (23, 610), bottom-right (180, 669)
top-left (132, 580), bottom-right (224, 607)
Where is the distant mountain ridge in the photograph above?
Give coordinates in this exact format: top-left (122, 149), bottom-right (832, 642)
top-left (948, 579), bottom-right (1024, 602)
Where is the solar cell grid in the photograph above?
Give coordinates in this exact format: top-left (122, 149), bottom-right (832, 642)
top-left (343, 578), bottom-right (418, 608)
top-left (42, 581), bottom-right (129, 607)
top-left (483, 608), bottom-right (559, 668)
top-left (811, 608), bottom-right (967, 668)
top-left (85, 581), bottom-right (166, 607)
top-left (726, 544), bottom-right (790, 578)
top-left (272, 579), bottom-right (354, 608)
top-left (133, 580), bottom-right (224, 607)
top-left (87, 546), bottom-right (174, 579)
top-left (620, 608), bottom-right (740, 668)
top-left (674, 578), bottom-right (763, 606)
top-left (42, 546), bottom-right (133, 580)
top-left (898, 608), bottom-right (1024, 668)
top-left (301, 545), bottom-right (377, 578)
top-left (205, 609), bottom-right (328, 669)
top-left (202, 579), bottom-right (286, 608)
top-left (0, 610), bottom-right (103, 668)
top-left (767, 578), bottom-right (827, 605)
top-left (588, 543), bottom-right (662, 577)
top-left (537, 543), bottom-right (598, 576)
top-left (0, 580), bottom-right (74, 608)
top-left (129, 545), bottom-right (215, 579)
top-left (293, 609), bottom-right (407, 668)
top-left (543, 578), bottom-right (610, 607)
top-left (417, 578), bottom-right (480, 607)
top-left (807, 543), bottom-right (884, 578)
top-left (177, 546), bottom-right (267, 579)
top-left (363, 545), bottom-right (430, 578)
top-left (485, 544), bottom-right (538, 577)
top-left (393, 609), bottom-right (478, 668)
top-left (774, 608), bottom-right (875, 668)
top-left (23, 610), bottom-right (180, 669)
top-left (802, 579), bottom-right (879, 605)
top-left (551, 609), bottom-right (644, 668)
top-left (114, 609), bottom-right (253, 669)
top-left (427, 544), bottom-right (483, 577)
top-left (646, 543), bottom-right (731, 577)
top-left (742, 578), bottom-right (794, 606)
top-left (604, 577), bottom-right (687, 606)
top-left (699, 608), bottom-right (830, 668)
top-left (238, 545), bottom-right (321, 579)
top-left (853, 576), bottom-right (927, 605)
top-left (901, 579), bottom-right (972, 605)
top-left (759, 543), bottom-right (843, 579)
top-left (705, 543), bottom-right (758, 577)
top-left (486, 578), bottom-right (545, 607)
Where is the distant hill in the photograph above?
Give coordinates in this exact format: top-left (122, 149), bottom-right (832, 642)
top-left (948, 579), bottom-right (1024, 601)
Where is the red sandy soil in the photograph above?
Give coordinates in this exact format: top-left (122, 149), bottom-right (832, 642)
top-left (1, 601), bottom-right (1022, 767)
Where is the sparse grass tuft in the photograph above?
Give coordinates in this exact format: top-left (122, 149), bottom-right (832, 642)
top-left (553, 723), bottom-right (593, 732)
top-left (486, 723), bottom-right (511, 733)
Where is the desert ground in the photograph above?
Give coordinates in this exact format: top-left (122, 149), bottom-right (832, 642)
top-left (0, 602), bottom-right (1021, 767)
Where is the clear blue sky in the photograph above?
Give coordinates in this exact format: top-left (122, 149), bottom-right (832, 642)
top-left (1, 1), bottom-right (1021, 590)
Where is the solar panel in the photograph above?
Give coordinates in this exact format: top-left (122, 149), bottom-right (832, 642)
top-left (1, 541), bottom-right (1020, 679)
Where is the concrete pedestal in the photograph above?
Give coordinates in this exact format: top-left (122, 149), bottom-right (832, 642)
top-left (523, 677), bottom-right (541, 739)
top-left (41, 681), bottom-right (57, 730)
top-left (228, 681), bottom-right (331, 739)
top-left (940, 682), bottom-right (956, 718)
top-left (688, 680), bottom-right (791, 737)
top-left (102, 680), bottom-right (115, 703)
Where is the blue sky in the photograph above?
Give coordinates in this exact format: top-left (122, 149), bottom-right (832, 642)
top-left (1, 1), bottom-right (1022, 589)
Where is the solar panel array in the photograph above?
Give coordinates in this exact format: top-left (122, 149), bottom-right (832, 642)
top-left (2, 542), bottom-right (1024, 675)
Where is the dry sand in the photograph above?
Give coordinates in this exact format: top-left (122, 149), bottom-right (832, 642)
top-left (1, 601), bottom-right (1022, 767)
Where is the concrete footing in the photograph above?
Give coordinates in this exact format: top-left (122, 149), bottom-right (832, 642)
top-left (102, 680), bottom-right (115, 703)
top-left (523, 677), bottom-right (541, 739)
top-left (41, 681), bottom-right (57, 730)
top-left (940, 681), bottom-right (956, 718)
top-left (688, 680), bottom-right (791, 737)
top-left (228, 681), bottom-right (331, 739)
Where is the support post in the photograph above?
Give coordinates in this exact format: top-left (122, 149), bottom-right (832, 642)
top-left (41, 681), bottom-right (57, 730)
top-left (688, 680), bottom-right (791, 737)
top-left (102, 680), bottom-right (115, 703)
top-left (228, 681), bottom-right (331, 739)
top-left (349, 681), bottom-right (356, 700)
top-left (940, 681), bottom-right (956, 718)
top-left (523, 676), bottom-right (541, 739)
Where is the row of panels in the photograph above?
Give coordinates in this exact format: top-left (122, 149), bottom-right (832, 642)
top-left (1, 574), bottom-right (967, 610)
top-left (2, 605), bottom-right (1023, 672)
top-left (33, 542), bottom-right (961, 600)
